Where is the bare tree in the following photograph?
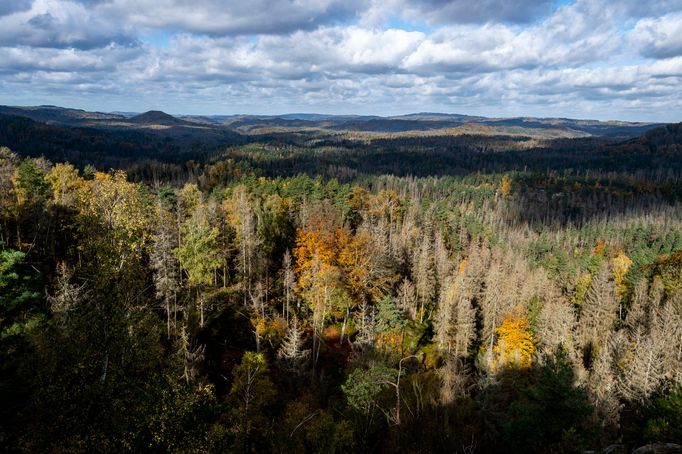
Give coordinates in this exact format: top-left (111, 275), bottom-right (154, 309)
top-left (654, 296), bottom-right (682, 386)
top-left (438, 356), bottom-right (473, 405)
top-left (229, 187), bottom-right (262, 307)
top-left (618, 326), bottom-right (667, 401)
top-left (282, 249), bottom-right (296, 322)
top-left (178, 324), bottom-right (205, 385)
top-left (353, 301), bottom-right (376, 351)
top-left (577, 265), bottom-right (618, 366)
top-left (588, 332), bottom-right (624, 434)
top-left (250, 281), bottom-right (267, 352)
top-left (47, 262), bottom-right (86, 328)
top-left (480, 256), bottom-right (514, 354)
top-left (453, 292), bottom-right (476, 359)
top-left (278, 317), bottom-right (309, 372)
top-left (434, 230), bottom-right (453, 284)
top-left (434, 277), bottom-right (457, 353)
top-left (150, 203), bottom-right (180, 338)
top-left (396, 277), bottom-right (418, 321)
top-left (413, 232), bottom-right (437, 323)
top-left (537, 298), bottom-right (576, 357)
top-left (625, 277), bottom-right (650, 330)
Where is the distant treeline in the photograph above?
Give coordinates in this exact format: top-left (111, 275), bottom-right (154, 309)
top-left (1, 113), bottom-right (680, 186)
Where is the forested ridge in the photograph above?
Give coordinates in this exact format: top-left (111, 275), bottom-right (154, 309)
top-left (1, 121), bottom-right (682, 453)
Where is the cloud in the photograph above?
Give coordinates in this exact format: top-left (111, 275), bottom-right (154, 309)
top-left (0, 0), bottom-right (364, 51)
top-left (101, 0), bottom-right (364, 35)
top-left (647, 56), bottom-right (682, 77)
top-left (400, 1), bottom-right (620, 75)
top-left (396, 0), bottom-right (555, 24)
top-left (618, 0), bottom-right (682, 18)
top-left (0, 43), bottom-right (146, 77)
top-left (0, 0), bottom-right (136, 49)
top-left (0, 0), bottom-right (33, 16)
top-left (0, 0), bottom-right (681, 121)
top-left (631, 13), bottom-right (682, 59)
top-left (144, 26), bottom-right (426, 84)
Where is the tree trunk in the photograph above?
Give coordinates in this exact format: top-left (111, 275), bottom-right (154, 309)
top-left (340, 305), bottom-right (350, 346)
top-left (199, 290), bottom-right (204, 327)
top-left (166, 297), bottom-right (171, 339)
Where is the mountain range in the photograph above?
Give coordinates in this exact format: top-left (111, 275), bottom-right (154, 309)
top-left (0, 105), bottom-right (664, 140)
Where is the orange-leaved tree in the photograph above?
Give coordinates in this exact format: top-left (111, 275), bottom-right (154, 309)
top-left (294, 224), bottom-right (343, 367)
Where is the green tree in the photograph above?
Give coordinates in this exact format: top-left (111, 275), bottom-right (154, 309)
top-left (0, 248), bottom-right (42, 338)
top-left (0, 247), bottom-right (42, 447)
top-left (275, 400), bottom-right (354, 453)
top-left (503, 348), bottom-right (596, 453)
top-left (376, 296), bottom-right (408, 334)
top-left (227, 351), bottom-right (275, 452)
top-left (644, 386), bottom-right (682, 444)
top-left (174, 210), bottom-right (221, 327)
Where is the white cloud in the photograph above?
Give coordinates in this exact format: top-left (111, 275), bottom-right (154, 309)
top-left (631, 12), bottom-right (682, 59)
top-left (0, 0), bottom-right (135, 48)
top-left (101, 0), bottom-right (363, 35)
top-left (0, 0), bottom-right (681, 121)
top-left (394, 0), bottom-right (555, 25)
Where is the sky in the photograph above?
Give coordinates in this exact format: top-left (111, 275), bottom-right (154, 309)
top-left (0, 0), bottom-right (681, 121)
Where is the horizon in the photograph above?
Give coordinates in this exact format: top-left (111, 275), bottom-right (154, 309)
top-left (3, 103), bottom-right (666, 125)
top-left (1, 0), bottom-right (681, 122)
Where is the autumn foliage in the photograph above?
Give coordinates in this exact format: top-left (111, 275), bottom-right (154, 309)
top-left (491, 311), bottom-right (535, 370)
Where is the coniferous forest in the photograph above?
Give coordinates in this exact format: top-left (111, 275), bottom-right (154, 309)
top-left (1, 119), bottom-right (682, 453)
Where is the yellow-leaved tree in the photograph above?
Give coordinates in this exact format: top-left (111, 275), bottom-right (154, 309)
top-left (490, 311), bottom-right (535, 371)
top-left (499, 175), bottom-right (512, 198)
top-left (612, 251), bottom-right (633, 299)
top-left (45, 162), bottom-right (82, 206)
top-left (77, 170), bottom-right (151, 274)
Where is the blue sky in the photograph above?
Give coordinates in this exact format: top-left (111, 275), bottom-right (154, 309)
top-left (0, 0), bottom-right (681, 121)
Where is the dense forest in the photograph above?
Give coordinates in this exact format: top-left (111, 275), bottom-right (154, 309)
top-left (1, 120), bottom-right (682, 453)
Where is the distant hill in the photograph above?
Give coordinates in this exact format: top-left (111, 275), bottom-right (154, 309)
top-left (331, 118), bottom-right (462, 133)
top-left (0, 112), bottom-right (244, 169)
top-left (277, 113), bottom-right (382, 121)
top-left (0, 104), bottom-right (664, 139)
top-left (0, 107), bottom-right (680, 180)
top-left (640, 122), bottom-right (682, 150)
top-left (0, 105), bottom-right (125, 126)
top-left (486, 117), bottom-right (661, 138)
top-left (612, 122), bottom-right (682, 154)
top-left (129, 110), bottom-right (193, 127)
top-left (220, 111), bottom-right (662, 139)
top-left (227, 117), bottom-right (325, 129)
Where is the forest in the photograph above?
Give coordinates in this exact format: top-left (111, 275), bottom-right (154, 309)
top-left (1, 119), bottom-right (682, 453)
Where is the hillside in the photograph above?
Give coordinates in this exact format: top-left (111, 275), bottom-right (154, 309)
top-left (0, 105), bottom-right (663, 140)
top-left (0, 105), bottom-right (125, 126)
top-left (0, 113), bottom-right (243, 168)
top-left (2, 126), bottom-right (682, 452)
top-left (634, 122), bottom-right (682, 152)
top-left (0, 109), bottom-right (679, 181)
top-left (129, 110), bottom-right (195, 127)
